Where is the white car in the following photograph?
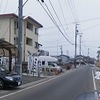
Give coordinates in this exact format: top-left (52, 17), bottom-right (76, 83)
top-left (49, 63), bottom-right (62, 73)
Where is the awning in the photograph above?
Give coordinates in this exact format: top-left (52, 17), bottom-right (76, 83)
top-left (0, 39), bottom-right (18, 57)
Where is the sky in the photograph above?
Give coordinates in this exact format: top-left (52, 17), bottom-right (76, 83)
top-left (1, 0), bottom-right (100, 58)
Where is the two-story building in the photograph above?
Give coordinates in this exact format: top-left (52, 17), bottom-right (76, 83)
top-left (0, 13), bottom-right (43, 62)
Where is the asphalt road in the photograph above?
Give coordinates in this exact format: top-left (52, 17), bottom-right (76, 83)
top-left (0, 66), bottom-right (94, 100)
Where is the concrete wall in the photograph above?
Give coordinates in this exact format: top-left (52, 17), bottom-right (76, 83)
top-left (0, 16), bottom-right (40, 62)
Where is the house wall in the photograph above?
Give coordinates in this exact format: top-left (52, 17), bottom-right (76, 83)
top-left (24, 22), bottom-right (39, 62)
top-left (0, 18), bottom-right (10, 42)
top-left (0, 16), bottom-right (40, 62)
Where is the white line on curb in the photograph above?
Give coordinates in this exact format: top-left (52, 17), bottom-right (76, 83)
top-left (0, 72), bottom-right (66, 99)
top-left (92, 70), bottom-right (99, 100)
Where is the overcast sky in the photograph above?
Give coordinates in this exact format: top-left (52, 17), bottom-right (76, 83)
top-left (1, 0), bottom-right (100, 58)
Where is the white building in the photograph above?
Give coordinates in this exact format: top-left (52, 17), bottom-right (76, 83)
top-left (0, 13), bottom-right (43, 62)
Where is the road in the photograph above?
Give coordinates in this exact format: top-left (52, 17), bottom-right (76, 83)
top-left (0, 66), bottom-right (94, 100)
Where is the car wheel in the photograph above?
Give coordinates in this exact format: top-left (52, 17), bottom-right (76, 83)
top-left (0, 79), bottom-right (4, 89)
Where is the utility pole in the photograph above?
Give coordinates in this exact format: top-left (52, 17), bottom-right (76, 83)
top-left (88, 48), bottom-right (90, 57)
top-left (67, 50), bottom-right (69, 56)
top-left (79, 34), bottom-right (82, 66)
top-left (57, 40), bottom-right (58, 56)
top-left (60, 46), bottom-right (63, 65)
top-left (60, 46), bottom-right (63, 56)
top-left (74, 23), bottom-right (78, 68)
top-left (17, 0), bottom-right (23, 77)
top-left (79, 34), bottom-right (82, 56)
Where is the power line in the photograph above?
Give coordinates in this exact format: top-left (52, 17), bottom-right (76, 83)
top-left (40, 22), bottom-right (74, 30)
top-left (23, 0), bottom-right (28, 7)
top-left (37, 0), bottom-right (74, 45)
top-left (81, 23), bottom-right (100, 32)
top-left (1, 0), bottom-right (29, 38)
top-left (79, 16), bottom-right (100, 23)
top-left (58, 0), bottom-right (68, 28)
top-left (48, 0), bottom-right (70, 38)
top-left (0, 0), bottom-right (3, 13)
top-left (72, 0), bottom-right (79, 22)
top-left (42, 44), bottom-right (73, 49)
top-left (64, 0), bottom-right (74, 21)
top-left (67, 0), bottom-right (78, 22)
top-left (4, 0), bottom-right (8, 13)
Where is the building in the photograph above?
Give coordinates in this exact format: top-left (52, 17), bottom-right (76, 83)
top-left (38, 50), bottom-right (49, 56)
top-left (0, 13), bottom-right (43, 62)
top-left (53, 55), bottom-right (70, 65)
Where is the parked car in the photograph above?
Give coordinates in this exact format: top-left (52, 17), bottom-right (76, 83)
top-left (49, 63), bottom-right (62, 73)
top-left (0, 65), bottom-right (22, 89)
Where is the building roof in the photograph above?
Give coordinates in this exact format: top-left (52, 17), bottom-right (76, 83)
top-left (24, 16), bottom-right (43, 28)
top-left (0, 13), bottom-right (18, 18)
top-left (0, 13), bottom-right (43, 28)
top-left (53, 55), bottom-right (70, 58)
top-left (38, 56), bottom-right (58, 62)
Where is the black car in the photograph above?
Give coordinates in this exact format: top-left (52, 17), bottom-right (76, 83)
top-left (0, 65), bottom-right (22, 89)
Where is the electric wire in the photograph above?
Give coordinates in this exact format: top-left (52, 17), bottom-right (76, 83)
top-left (64, 0), bottom-right (74, 21)
top-left (1, 0), bottom-right (29, 38)
top-left (4, 0), bottom-right (8, 14)
top-left (37, 0), bottom-right (74, 45)
top-left (48, 0), bottom-right (73, 44)
top-left (0, 0), bottom-right (2, 13)
top-left (48, 0), bottom-right (69, 36)
top-left (41, 16), bottom-right (100, 31)
top-left (81, 23), bottom-right (100, 32)
top-left (79, 16), bottom-right (100, 23)
top-left (72, 0), bottom-right (79, 22)
top-left (23, 0), bottom-right (28, 7)
top-left (67, 0), bottom-right (78, 22)
top-left (58, 0), bottom-right (68, 28)
top-left (40, 22), bottom-right (74, 31)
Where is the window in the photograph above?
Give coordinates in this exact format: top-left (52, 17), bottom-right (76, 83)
top-left (26, 37), bottom-right (32, 46)
top-left (27, 22), bottom-right (33, 31)
top-left (14, 37), bottom-right (18, 45)
top-left (35, 42), bottom-right (39, 49)
top-left (14, 21), bottom-right (18, 34)
top-left (42, 61), bottom-right (45, 65)
top-left (35, 28), bottom-right (38, 35)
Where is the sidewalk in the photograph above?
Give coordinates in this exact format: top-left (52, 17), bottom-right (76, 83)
top-left (22, 70), bottom-right (66, 85)
top-left (22, 69), bottom-right (67, 85)
top-left (22, 74), bottom-right (46, 85)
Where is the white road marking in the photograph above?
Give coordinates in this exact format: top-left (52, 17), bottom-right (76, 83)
top-left (92, 70), bottom-right (99, 100)
top-left (92, 70), bottom-right (97, 90)
top-left (0, 72), bottom-right (67, 99)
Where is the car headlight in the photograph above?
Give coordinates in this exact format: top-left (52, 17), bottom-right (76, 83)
top-left (6, 76), bottom-right (14, 81)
